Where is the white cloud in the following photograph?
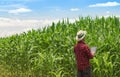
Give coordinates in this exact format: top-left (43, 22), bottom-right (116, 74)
top-left (70, 8), bottom-right (80, 11)
top-left (0, 17), bottom-right (54, 27)
top-left (89, 2), bottom-right (120, 7)
top-left (8, 8), bottom-right (32, 14)
top-left (0, 17), bottom-right (77, 37)
top-left (0, 4), bottom-right (31, 14)
top-left (0, 17), bottom-right (58, 37)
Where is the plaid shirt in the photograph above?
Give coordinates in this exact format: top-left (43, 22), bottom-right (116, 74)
top-left (74, 40), bottom-right (93, 70)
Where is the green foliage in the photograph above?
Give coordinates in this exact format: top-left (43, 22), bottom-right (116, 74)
top-left (0, 16), bottom-right (120, 77)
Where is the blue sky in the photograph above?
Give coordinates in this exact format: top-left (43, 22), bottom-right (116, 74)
top-left (0, 0), bottom-right (120, 37)
top-left (0, 0), bottom-right (120, 19)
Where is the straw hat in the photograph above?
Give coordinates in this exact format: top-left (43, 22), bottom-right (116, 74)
top-left (76, 30), bottom-right (87, 41)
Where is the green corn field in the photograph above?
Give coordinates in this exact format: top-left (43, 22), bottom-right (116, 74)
top-left (0, 16), bottom-right (120, 77)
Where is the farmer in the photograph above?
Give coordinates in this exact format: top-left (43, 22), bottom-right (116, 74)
top-left (74, 30), bottom-right (95, 77)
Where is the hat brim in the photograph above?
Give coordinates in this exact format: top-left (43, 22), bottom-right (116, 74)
top-left (76, 31), bottom-right (86, 41)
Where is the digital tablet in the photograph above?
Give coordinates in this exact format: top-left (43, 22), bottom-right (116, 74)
top-left (91, 47), bottom-right (97, 52)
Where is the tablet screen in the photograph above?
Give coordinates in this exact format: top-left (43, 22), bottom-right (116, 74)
top-left (91, 47), bottom-right (97, 52)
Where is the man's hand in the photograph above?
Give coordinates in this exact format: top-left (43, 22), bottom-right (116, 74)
top-left (91, 51), bottom-right (95, 56)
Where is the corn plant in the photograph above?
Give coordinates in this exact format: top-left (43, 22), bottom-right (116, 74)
top-left (0, 16), bottom-right (120, 77)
